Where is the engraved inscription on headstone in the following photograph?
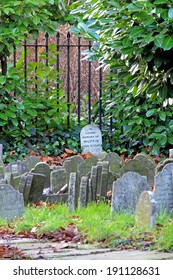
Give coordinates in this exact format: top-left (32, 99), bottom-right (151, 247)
top-left (5, 161), bottom-right (29, 176)
top-left (80, 124), bottom-right (102, 156)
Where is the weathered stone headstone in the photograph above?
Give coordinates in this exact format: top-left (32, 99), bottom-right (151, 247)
top-left (5, 160), bottom-right (29, 176)
top-left (135, 191), bottom-right (157, 229)
top-left (32, 162), bottom-right (51, 189)
top-left (19, 174), bottom-right (33, 204)
top-left (100, 161), bottom-right (109, 197)
top-left (90, 166), bottom-right (98, 200)
top-left (155, 158), bottom-right (173, 174)
top-left (77, 156), bottom-right (98, 196)
top-left (78, 156), bottom-right (98, 177)
top-left (80, 124), bottom-right (102, 156)
top-left (28, 173), bottom-right (46, 202)
top-left (79, 176), bottom-right (89, 208)
top-left (111, 172), bottom-right (150, 214)
top-left (24, 174), bottom-right (33, 204)
top-left (134, 153), bottom-right (155, 185)
top-left (64, 155), bottom-right (84, 185)
top-left (154, 163), bottom-right (173, 213)
top-left (25, 156), bottom-right (41, 171)
top-left (0, 181), bottom-right (24, 220)
top-left (68, 172), bottom-right (78, 212)
top-left (120, 159), bottom-right (149, 182)
top-left (104, 152), bottom-right (124, 174)
top-left (50, 168), bottom-right (66, 193)
top-left (96, 163), bottom-right (103, 194)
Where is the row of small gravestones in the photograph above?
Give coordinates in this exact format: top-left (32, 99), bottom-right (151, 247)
top-left (0, 152), bottom-right (173, 230)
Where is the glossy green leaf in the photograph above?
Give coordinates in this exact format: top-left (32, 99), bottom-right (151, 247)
top-left (159, 111), bottom-right (166, 121)
top-left (146, 109), bottom-right (156, 117)
top-left (162, 36), bottom-right (173, 50)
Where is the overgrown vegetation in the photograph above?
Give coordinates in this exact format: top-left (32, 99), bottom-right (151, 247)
top-left (1, 0), bottom-right (173, 159)
top-left (0, 203), bottom-right (173, 252)
top-left (71, 0), bottom-right (173, 155)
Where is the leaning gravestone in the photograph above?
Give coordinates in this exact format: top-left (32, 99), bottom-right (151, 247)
top-left (0, 180), bottom-right (24, 220)
top-left (28, 173), bottom-right (46, 202)
top-left (31, 162), bottom-right (51, 189)
top-left (50, 168), bottom-right (66, 193)
top-left (111, 172), bottom-right (150, 214)
top-left (154, 163), bottom-right (173, 213)
top-left (80, 124), bottom-right (102, 156)
top-left (19, 173), bottom-right (33, 204)
top-left (135, 191), bottom-right (157, 229)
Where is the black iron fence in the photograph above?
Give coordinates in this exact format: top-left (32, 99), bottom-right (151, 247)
top-left (11, 31), bottom-right (110, 130)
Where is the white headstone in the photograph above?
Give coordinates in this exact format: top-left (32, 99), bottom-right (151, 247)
top-left (80, 124), bottom-right (102, 156)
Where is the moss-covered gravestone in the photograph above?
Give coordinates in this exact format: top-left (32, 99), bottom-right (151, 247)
top-left (135, 191), bottom-right (157, 229)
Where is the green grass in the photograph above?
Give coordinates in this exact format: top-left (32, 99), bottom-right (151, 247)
top-left (0, 202), bottom-right (173, 252)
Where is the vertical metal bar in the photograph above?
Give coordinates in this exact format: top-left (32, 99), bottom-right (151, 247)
top-left (13, 47), bottom-right (16, 67)
top-left (88, 41), bottom-right (92, 124)
top-left (24, 40), bottom-right (27, 91)
top-left (56, 32), bottom-right (60, 109)
top-left (67, 32), bottom-right (70, 127)
top-left (13, 47), bottom-right (16, 97)
top-left (45, 33), bottom-right (49, 93)
top-left (110, 70), bottom-right (113, 139)
top-left (35, 39), bottom-right (38, 93)
top-left (99, 66), bottom-right (103, 130)
top-left (78, 36), bottom-right (81, 125)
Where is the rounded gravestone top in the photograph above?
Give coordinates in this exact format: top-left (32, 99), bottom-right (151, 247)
top-left (80, 124), bottom-right (102, 156)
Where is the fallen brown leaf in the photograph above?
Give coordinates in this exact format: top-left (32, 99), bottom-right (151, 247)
top-left (0, 245), bottom-right (26, 259)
